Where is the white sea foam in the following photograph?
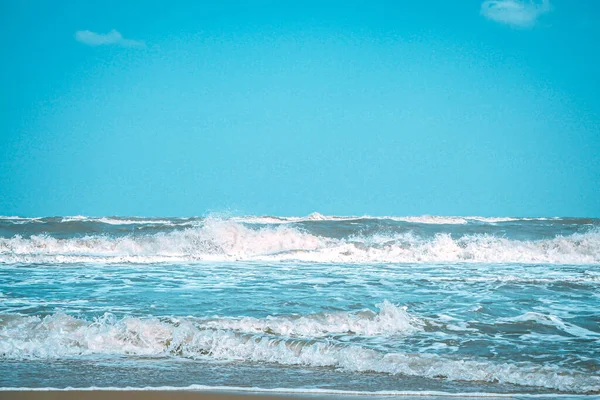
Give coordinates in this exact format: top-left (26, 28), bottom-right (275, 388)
top-left (0, 216), bottom-right (43, 225)
top-left (230, 216), bottom-right (299, 224)
top-left (95, 217), bottom-right (177, 225)
top-left (0, 311), bottom-right (597, 393)
top-left (387, 216), bottom-right (553, 224)
top-left (232, 213), bottom-right (367, 224)
top-left (64, 216), bottom-right (188, 225)
top-left (0, 219), bottom-right (598, 264)
top-left (387, 216), bottom-right (471, 224)
top-left (60, 216), bottom-right (88, 222)
top-left (0, 216), bottom-right (193, 226)
top-left (465, 216), bottom-right (521, 223)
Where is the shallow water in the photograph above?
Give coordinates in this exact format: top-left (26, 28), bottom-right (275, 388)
top-left (0, 215), bottom-right (599, 396)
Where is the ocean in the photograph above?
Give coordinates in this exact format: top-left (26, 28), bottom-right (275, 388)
top-left (0, 214), bottom-right (598, 398)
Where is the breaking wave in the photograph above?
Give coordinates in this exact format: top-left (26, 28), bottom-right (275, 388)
top-left (201, 300), bottom-right (422, 337)
top-left (0, 301), bottom-right (420, 360)
top-left (0, 218), bottom-right (598, 264)
top-left (0, 308), bottom-right (597, 393)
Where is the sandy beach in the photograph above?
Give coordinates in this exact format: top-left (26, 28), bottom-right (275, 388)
top-left (0, 391), bottom-right (323, 400)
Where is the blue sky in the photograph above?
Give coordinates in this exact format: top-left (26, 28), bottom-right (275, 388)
top-left (1, 0), bottom-right (599, 217)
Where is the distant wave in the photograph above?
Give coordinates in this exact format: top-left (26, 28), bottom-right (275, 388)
top-left (0, 218), bottom-right (598, 264)
top-left (0, 216), bottom-right (197, 226)
top-left (223, 213), bottom-right (553, 225)
top-left (0, 213), bottom-right (562, 226)
top-left (1, 309), bottom-right (597, 393)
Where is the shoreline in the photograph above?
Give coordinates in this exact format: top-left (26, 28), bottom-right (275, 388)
top-left (0, 389), bottom-right (590, 400)
top-left (0, 391), bottom-right (309, 400)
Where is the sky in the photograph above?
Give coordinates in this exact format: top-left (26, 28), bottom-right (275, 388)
top-left (0, 0), bottom-right (599, 217)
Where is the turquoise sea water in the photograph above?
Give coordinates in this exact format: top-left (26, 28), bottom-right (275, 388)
top-left (0, 215), bottom-right (599, 398)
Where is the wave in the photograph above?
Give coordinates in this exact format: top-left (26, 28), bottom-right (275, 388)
top-left (0, 216), bottom-right (196, 226)
top-left (498, 312), bottom-right (600, 339)
top-left (201, 300), bottom-right (422, 337)
top-left (94, 218), bottom-right (179, 226)
top-left (232, 214), bottom-right (553, 225)
top-left (232, 214), bottom-right (475, 224)
top-left (60, 216), bottom-right (192, 226)
top-left (0, 311), bottom-right (597, 393)
top-left (0, 219), bottom-right (598, 264)
top-left (0, 214), bottom-right (563, 226)
top-left (0, 302), bottom-right (419, 358)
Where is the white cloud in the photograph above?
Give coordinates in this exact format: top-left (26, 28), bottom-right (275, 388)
top-left (75, 30), bottom-right (145, 47)
top-left (481, 0), bottom-right (551, 28)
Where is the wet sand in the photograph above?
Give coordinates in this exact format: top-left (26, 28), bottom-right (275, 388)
top-left (0, 391), bottom-right (319, 400)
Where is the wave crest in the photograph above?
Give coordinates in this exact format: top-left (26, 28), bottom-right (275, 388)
top-left (0, 302), bottom-right (418, 359)
top-left (203, 300), bottom-right (422, 337)
top-left (0, 219), bottom-right (598, 264)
